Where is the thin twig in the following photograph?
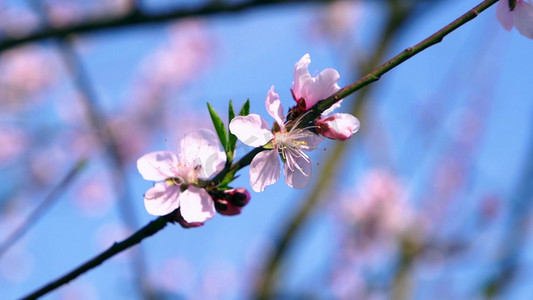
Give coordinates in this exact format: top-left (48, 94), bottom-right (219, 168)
top-left (0, 158), bottom-right (87, 258)
top-left (20, 215), bottom-right (172, 300)
top-left (300, 0), bottom-right (499, 126)
top-left (254, 0), bottom-right (498, 298)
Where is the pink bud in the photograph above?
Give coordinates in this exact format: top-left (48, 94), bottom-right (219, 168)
top-left (226, 188), bottom-right (251, 207)
top-left (316, 113), bottom-right (360, 141)
top-left (214, 188), bottom-right (251, 216)
top-left (215, 199), bottom-right (243, 216)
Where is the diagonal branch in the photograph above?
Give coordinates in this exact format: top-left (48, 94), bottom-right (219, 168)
top-left (299, 0), bottom-right (499, 126)
top-left (0, 158), bottom-right (87, 258)
top-left (20, 215), bottom-right (172, 300)
top-left (0, 0), bottom-right (334, 52)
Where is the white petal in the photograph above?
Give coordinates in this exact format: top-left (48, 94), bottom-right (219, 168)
top-left (292, 53), bottom-right (311, 101)
top-left (497, 0), bottom-right (514, 31)
top-left (301, 68), bottom-right (340, 109)
top-left (229, 114), bottom-right (273, 147)
top-left (137, 151), bottom-right (179, 181)
top-left (144, 182), bottom-right (181, 215)
top-left (249, 150), bottom-right (280, 192)
top-left (284, 155), bottom-right (312, 189)
top-left (514, 1), bottom-right (533, 39)
top-left (265, 86), bottom-right (285, 131)
top-left (197, 151), bottom-right (226, 180)
top-left (178, 129), bottom-right (224, 170)
top-left (298, 131), bottom-right (324, 150)
top-left (179, 186), bottom-right (216, 223)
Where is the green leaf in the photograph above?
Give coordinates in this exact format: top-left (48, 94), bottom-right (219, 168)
top-left (207, 102), bottom-right (228, 151)
top-left (228, 99), bottom-right (236, 121)
top-left (227, 100), bottom-right (237, 161)
top-left (239, 99), bottom-right (250, 116)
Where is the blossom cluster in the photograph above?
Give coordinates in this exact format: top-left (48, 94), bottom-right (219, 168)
top-left (137, 54), bottom-right (360, 227)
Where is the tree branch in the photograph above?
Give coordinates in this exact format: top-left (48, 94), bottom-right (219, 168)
top-left (20, 215), bottom-right (172, 300)
top-left (0, 158), bottom-right (87, 258)
top-left (0, 0), bottom-right (334, 52)
top-left (299, 0), bottom-right (499, 126)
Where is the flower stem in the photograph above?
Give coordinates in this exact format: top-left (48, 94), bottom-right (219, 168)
top-left (298, 0), bottom-right (499, 127)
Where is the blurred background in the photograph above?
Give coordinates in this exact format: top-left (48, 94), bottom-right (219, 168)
top-left (0, 0), bottom-right (532, 299)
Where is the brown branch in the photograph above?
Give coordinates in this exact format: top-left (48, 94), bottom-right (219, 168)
top-left (0, 0), bottom-right (334, 52)
top-left (20, 215), bottom-right (172, 300)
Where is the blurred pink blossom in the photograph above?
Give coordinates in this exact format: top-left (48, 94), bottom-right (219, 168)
top-left (310, 0), bottom-right (363, 42)
top-left (0, 5), bottom-right (39, 37)
top-left (0, 46), bottom-right (58, 109)
top-left (0, 126), bottom-right (27, 163)
top-left (339, 169), bottom-right (420, 249)
top-left (73, 176), bottom-right (114, 217)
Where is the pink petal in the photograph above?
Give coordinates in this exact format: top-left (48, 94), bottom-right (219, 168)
top-left (294, 129), bottom-right (324, 150)
top-left (497, 0), bottom-right (514, 31)
top-left (292, 53), bottom-right (312, 102)
top-left (144, 182), bottom-right (181, 215)
top-left (301, 68), bottom-right (341, 109)
top-left (249, 150), bottom-right (280, 192)
top-left (179, 186), bottom-right (216, 223)
top-left (284, 155), bottom-right (312, 189)
top-left (316, 113), bottom-right (360, 141)
top-left (229, 114), bottom-right (273, 147)
top-left (197, 151), bottom-right (226, 180)
top-left (137, 151), bottom-right (179, 181)
top-left (178, 129), bottom-right (225, 175)
top-left (265, 86), bottom-right (285, 131)
top-left (514, 1), bottom-right (533, 39)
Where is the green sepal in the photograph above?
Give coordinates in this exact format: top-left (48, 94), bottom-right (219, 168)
top-left (218, 168), bottom-right (239, 189)
top-left (227, 100), bottom-right (237, 162)
top-left (239, 99), bottom-right (250, 116)
top-left (207, 102), bottom-right (228, 151)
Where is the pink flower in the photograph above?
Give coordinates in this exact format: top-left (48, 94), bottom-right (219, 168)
top-left (497, 0), bottom-right (533, 39)
top-left (292, 53), bottom-right (341, 112)
top-left (291, 54), bottom-right (359, 141)
top-left (229, 86), bottom-right (322, 192)
top-left (316, 113), bottom-right (360, 141)
top-left (137, 130), bottom-right (225, 223)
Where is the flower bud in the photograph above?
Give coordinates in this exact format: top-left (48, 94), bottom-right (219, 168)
top-left (226, 187), bottom-right (250, 207)
top-left (316, 113), bottom-right (360, 141)
top-left (214, 188), bottom-right (251, 216)
top-left (215, 199), bottom-right (242, 216)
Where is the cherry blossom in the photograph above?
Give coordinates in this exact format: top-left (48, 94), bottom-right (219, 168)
top-left (230, 86), bottom-right (321, 192)
top-left (316, 113), bottom-right (360, 141)
top-left (291, 54), bottom-right (360, 141)
top-left (137, 130), bottom-right (225, 223)
top-left (497, 0), bottom-right (533, 39)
